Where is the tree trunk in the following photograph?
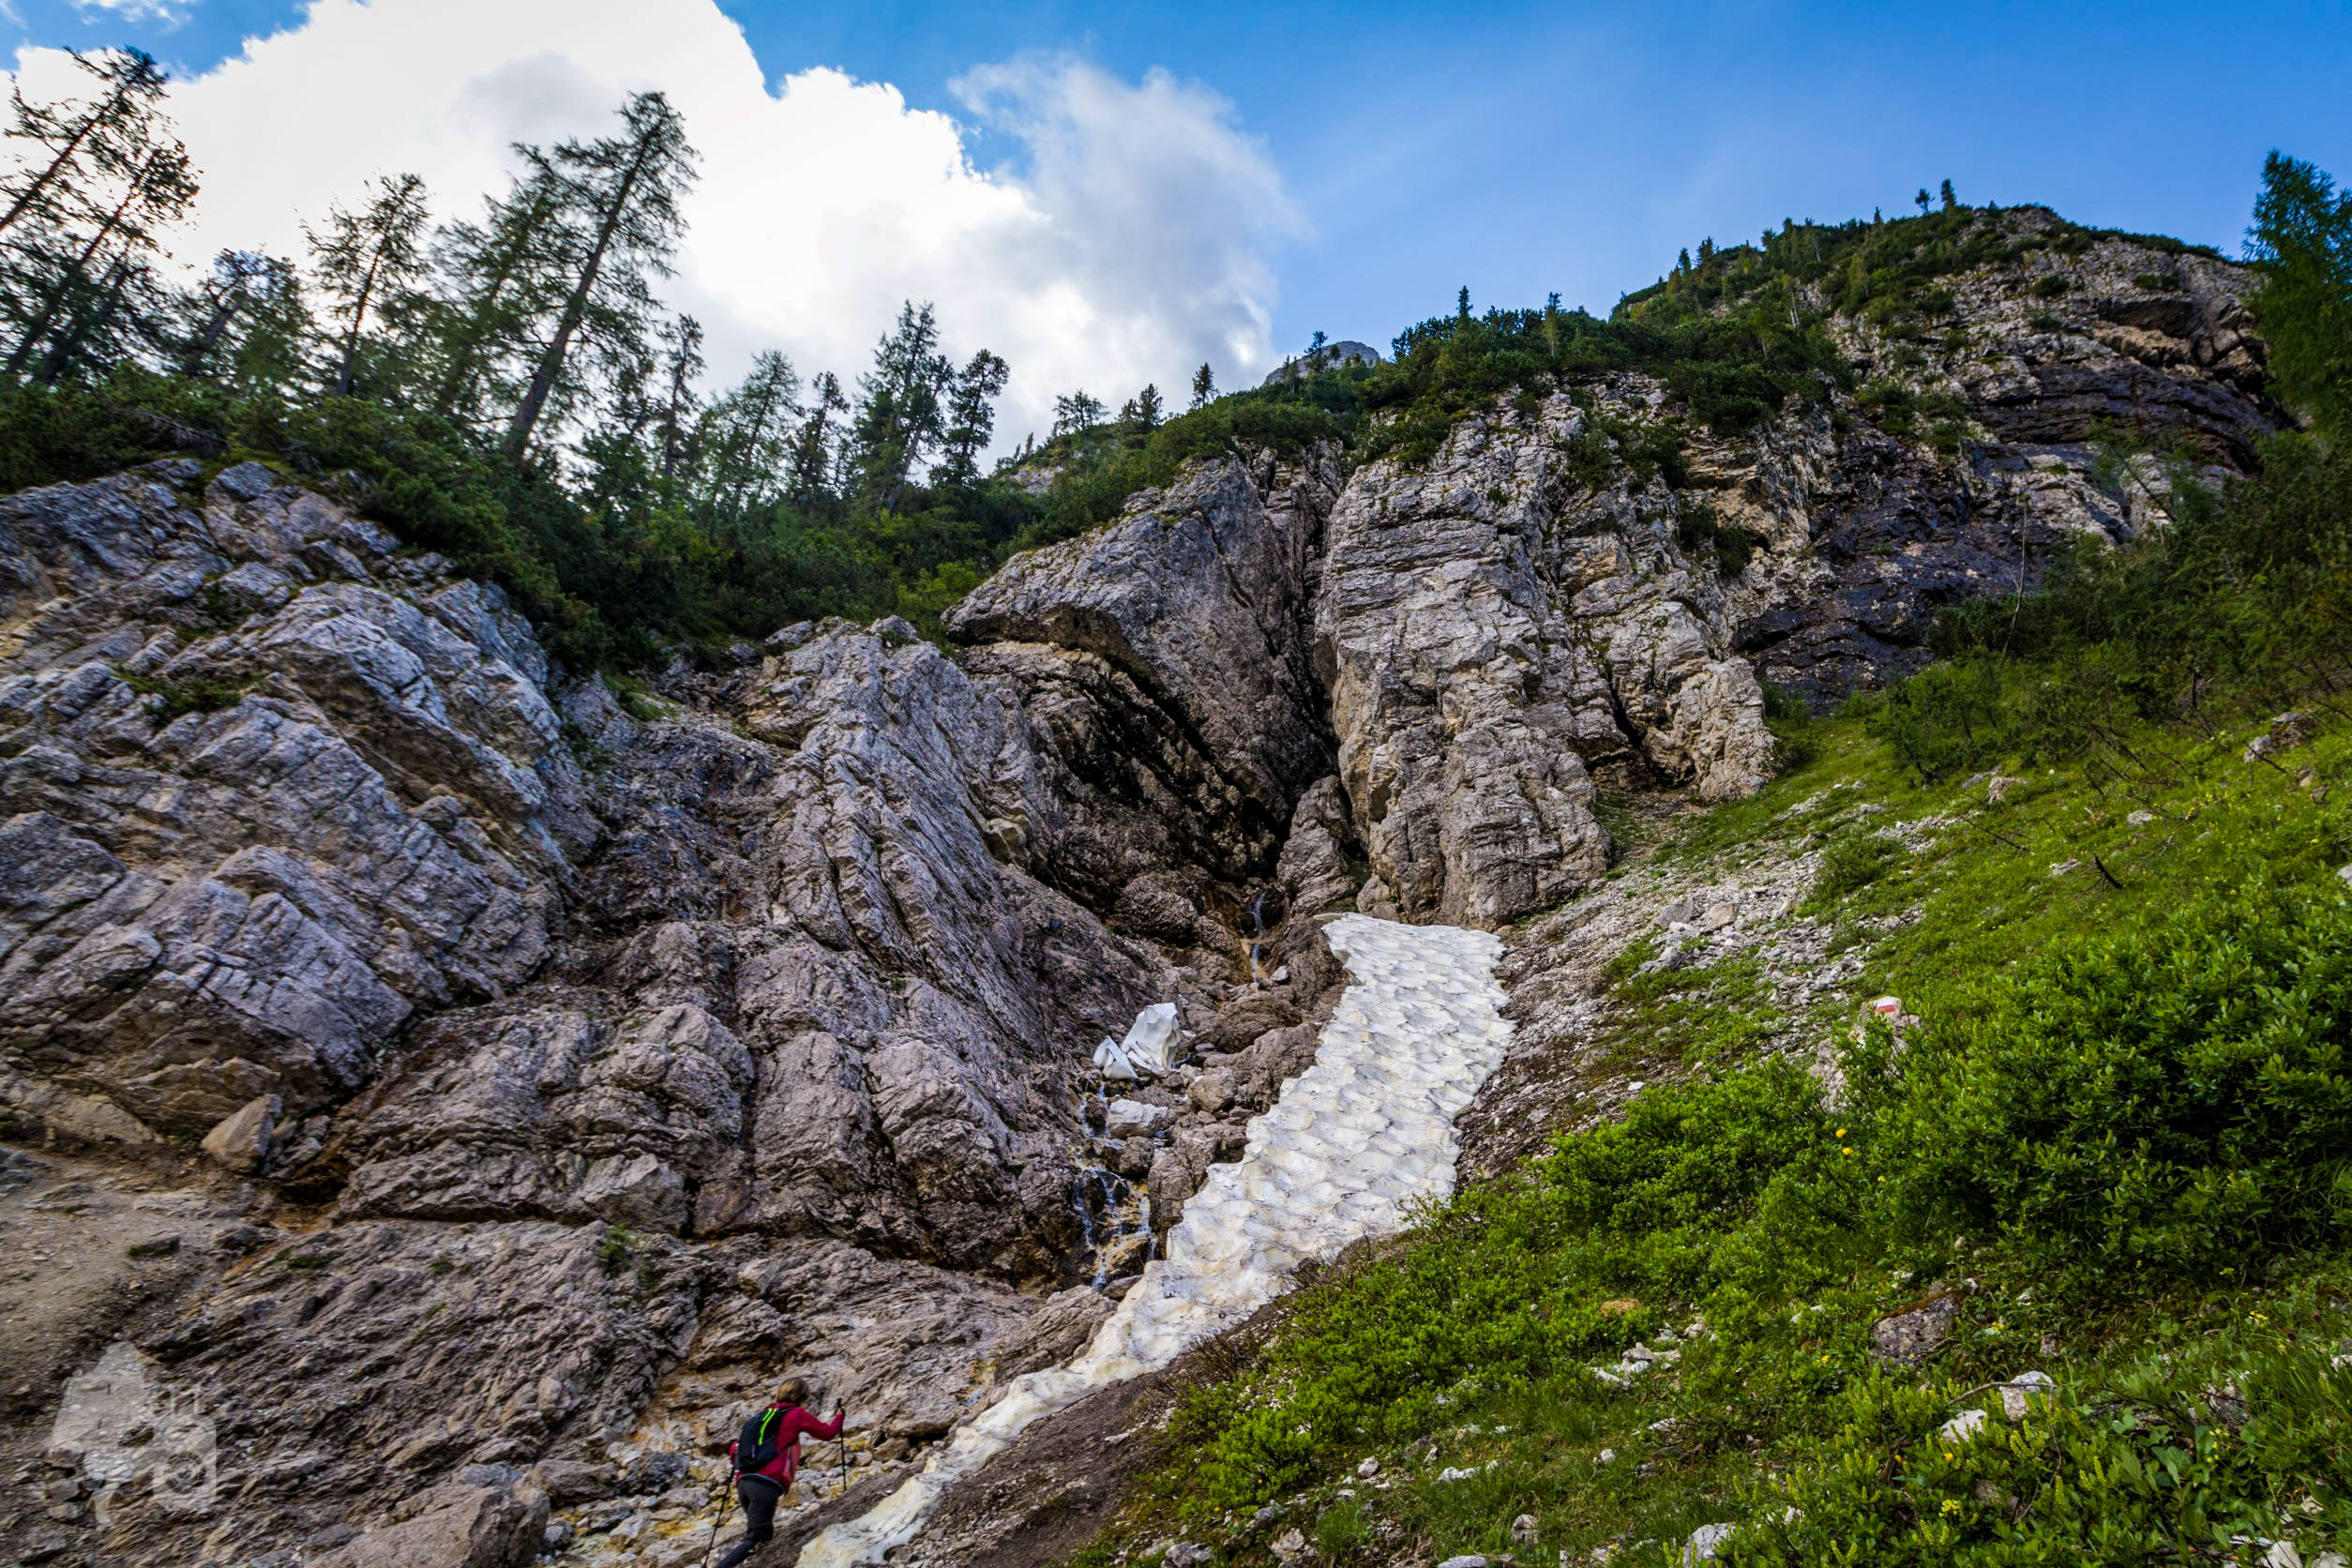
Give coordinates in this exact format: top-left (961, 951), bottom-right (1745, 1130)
top-left (0, 90), bottom-right (120, 237)
top-left (4, 182), bottom-right (137, 376)
top-left (34, 254), bottom-right (131, 385)
top-left (181, 294), bottom-right (240, 377)
top-left (502, 142), bottom-right (660, 465)
top-left (336, 249), bottom-right (384, 399)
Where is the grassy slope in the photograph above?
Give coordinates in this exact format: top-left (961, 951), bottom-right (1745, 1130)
top-left (1069, 699), bottom-right (2352, 1568)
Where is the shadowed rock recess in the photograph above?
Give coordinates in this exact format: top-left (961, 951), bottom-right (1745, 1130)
top-left (0, 218), bottom-right (2274, 1568)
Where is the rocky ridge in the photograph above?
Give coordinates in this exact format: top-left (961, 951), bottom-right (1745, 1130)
top-left (0, 212), bottom-right (2278, 1568)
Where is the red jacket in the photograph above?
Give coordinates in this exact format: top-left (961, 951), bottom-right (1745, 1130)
top-left (731, 1404), bottom-right (843, 1491)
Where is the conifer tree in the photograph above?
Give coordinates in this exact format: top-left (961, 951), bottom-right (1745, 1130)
top-left (306, 172), bottom-right (430, 398)
top-left (699, 350), bottom-right (799, 520)
top-left (849, 301), bottom-right (957, 509)
top-left (1052, 390), bottom-right (1105, 440)
top-left (4, 133), bottom-right (196, 379)
top-left (1940, 178), bottom-right (1958, 211)
top-left (0, 49), bottom-right (171, 239)
top-left (786, 370), bottom-right (848, 505)
top-left (934, 350), bottom-right (1010, 491)
top-left (1190, 361), bottom-right (1214, 409)
top-left (652, 314), bottom-right (705, 479)
top-left (418, 166), bottom-right (566, 426)
top-left (173, 249), bottom-right (305, 395)
top-left (502, 92), bottom-right (697, 466)
top-left (2244, 151), bottom-right (2352, 448)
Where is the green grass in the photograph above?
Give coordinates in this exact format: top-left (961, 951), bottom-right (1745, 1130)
top-left (1071, 696), bottom-right (2352, 1567)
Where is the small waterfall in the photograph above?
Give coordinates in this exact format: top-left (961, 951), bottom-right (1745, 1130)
top-left (797, 915), bottom-right (1511, 1567)
top-left (1063, 1088), bottom-right (1155, 1290)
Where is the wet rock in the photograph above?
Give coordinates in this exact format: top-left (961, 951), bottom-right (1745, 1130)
top-left (1204, 989), bottom-right (1303, 1053)
top-left (1103, 1097), bottom-right (1169, 1137)
top-left (1233, 1022), bottom-right (1320, 1106)
top-left (1276, 776), bottom-right (1362, 915)
top-left (994, 1286), bottom-right (1117, 1378)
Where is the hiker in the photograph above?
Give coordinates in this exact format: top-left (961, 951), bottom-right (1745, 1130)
top-left (714, 1378), bottom-right (845, 1568)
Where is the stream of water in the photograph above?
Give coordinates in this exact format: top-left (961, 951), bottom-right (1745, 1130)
top-left (795, 913), bottom-right (1512, 1566)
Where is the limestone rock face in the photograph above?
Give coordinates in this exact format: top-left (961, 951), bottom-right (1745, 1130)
top-left (947, 449), bottom-right (1338, 891)
top-left (312, 1478), bottom-right (551, 1568)
top-left (1316, 394), bottom-right (1771, 926)
top-left (2, 466), bottom-right (1181, 1567)
top-left (0, 461), bottom-right (587, 1142)
top-left (1261, 339), bottom-right (1383, 384)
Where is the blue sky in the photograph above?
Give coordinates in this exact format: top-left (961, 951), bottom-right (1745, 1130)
top-left (8, 0), bottom-right (2348, 383)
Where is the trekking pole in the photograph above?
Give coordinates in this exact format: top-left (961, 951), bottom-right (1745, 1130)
top-left (699, 1470), bottom-right (735, 1568)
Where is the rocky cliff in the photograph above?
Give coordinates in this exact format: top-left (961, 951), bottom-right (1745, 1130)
top-left (0, 208), bottom-right (2275, 1568)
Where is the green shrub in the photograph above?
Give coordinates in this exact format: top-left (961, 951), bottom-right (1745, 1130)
top-left (1807, 832), bottom-right (1903, 909)
top-left (1176, 1062), bottom-right (1855, 1510)
top-left (1863, 656), bottom-right (2022, 781)
top-left (597, 1227), bottom-right (639, 1274)
top-left (1761, 682), bottom-right (1821, 771)
top-left (1741, 1332), bottom-right (2352, 1563)
top-left (121, 670), bottom-right (253, 718)
top-left (1853, 877), bottom-right (2352, 1284)
top-left (2029, 274), bottom-right (2073, 298)
top-left (1676, 500), bottom-right (1763, 579)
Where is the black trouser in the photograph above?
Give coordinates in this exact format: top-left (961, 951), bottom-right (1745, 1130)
top-left (716, 1474), bottom-right (783, 1568)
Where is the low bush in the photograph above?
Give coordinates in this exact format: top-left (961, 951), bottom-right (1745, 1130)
top-left (1854, 876), bottom-right (2352, 1285)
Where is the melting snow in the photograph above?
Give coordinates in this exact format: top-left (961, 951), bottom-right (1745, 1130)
top-left (797, 915), bottom-right (1511, 1565)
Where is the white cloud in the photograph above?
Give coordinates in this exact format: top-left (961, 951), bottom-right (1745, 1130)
top-left (8, 0), bottom-right (1299, 448)
top-left (70, 0), bottom-right (190, 25)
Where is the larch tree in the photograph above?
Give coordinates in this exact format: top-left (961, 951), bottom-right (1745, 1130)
top-left (420, 165), bottom-right (567, 426)
top-left (785, 370), bottom-right (848, 505)
top-left (653, 313), bottom-right (706, 479)
top-left (699, 350), bottom-right (800, 520)
top-left (1190, 361), bottom-right (1214, 409)
top-left (2245, 151), bottom-right (2352, 448)
top-left (501, 91), bottom-right (697, 466)
top-left (306, 172), bottom-right (431, 398)
top-left (4, 132), bottom-right (196, 379)
top-left (0, 49), bottom-right (171, 239)
top-left (849, 300), bottom-right (954, 510)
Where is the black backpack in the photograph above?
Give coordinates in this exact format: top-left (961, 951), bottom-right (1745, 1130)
top-left (734, 1407), bottom-right (784, 1473)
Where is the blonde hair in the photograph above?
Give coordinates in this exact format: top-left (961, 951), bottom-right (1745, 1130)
top-left (775, 1377), bottom-right (809, 1408)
